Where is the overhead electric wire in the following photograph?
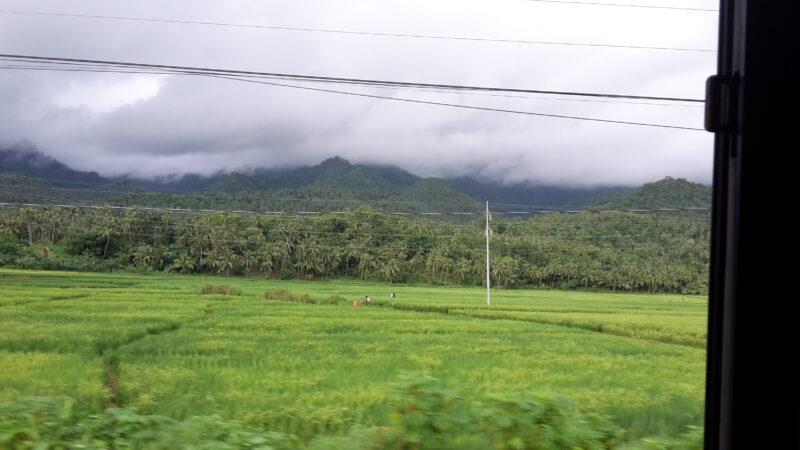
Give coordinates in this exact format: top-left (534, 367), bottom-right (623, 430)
top-left (488, 199), bottom-right (710, 211)
top-left (0, 183), bottom-right (488, 206)
top-left (0, 63), bottom-right (705, 108)
top-left (92, 229), bottom-right (703, 253)
top-left (20, 226), bottom-right (679, 255)
top-left (0, 198), bottom-right (480, 217)
top-left (519, 0), bottom-right (718, 12)
top-left (0, 9), bottom-right (716, 53)
top-left (0, 184), bottom-right (694, 212)
top-left (0, 198), bottom-right (711, 238)
top-left (0, 60), bottom-right (705, 130)
top-left (209, 73), bottom-right (706, 131)
top-left (0, 54), bottom-right (706, 103)
top-left (0, 195), bottom-right (713, 217)
top-left (127, 219), bottom-right (712, 241)
top-left (0, 62), bottom-right (704, 109)
top-left (0, 183), bottom-right (709, 212)
top-left (0, 204), bottom-right (709, 248)
top-left (0, 57), bottom-right (706, 108)
top-left (0, 187), bottom-right (712, 215)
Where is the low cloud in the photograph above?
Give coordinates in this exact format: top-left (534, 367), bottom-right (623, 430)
top-left (0, 0), bottom-right (717, 186)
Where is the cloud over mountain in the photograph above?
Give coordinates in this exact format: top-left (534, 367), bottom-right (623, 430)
top-left (0, 0), bottom-right (717, 186)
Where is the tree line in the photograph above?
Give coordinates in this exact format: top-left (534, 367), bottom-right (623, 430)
top-left (0, 207), bottom-right (710, 294)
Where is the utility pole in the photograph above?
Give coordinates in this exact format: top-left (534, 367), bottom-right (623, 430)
top-left (485, 201), bottom-right (491, 306)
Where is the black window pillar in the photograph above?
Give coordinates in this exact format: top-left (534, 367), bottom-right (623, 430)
top-left (705, 1), bottom-right (795, 449)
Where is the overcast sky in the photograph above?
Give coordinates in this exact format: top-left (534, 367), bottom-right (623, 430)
top-left (0, 0), bottom-right (718, 186)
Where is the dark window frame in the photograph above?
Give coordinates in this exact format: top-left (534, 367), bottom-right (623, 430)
top-left (704, 1), bottom-right (795, 448)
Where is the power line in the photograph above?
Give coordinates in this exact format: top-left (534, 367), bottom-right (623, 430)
top-left (0, 54), bottom-right (706, 103)
top-left (0, 186), bottom-right (612, 212)
top-left (0, 208), bottom-right (709, 250)
top-left (126, 222), bottom-right (709, 242)
top-left (20, 226), bottom-right (684, 255)
top-left (0, 63), bottom-right (703, 108)
top-left (1, 58), bottom-right (705, 110)
top-left (0, 197), bottom-right (712, 217)
top-left (0, 195), bottom-right (711, 233)
top-left (0, 183), bottom-right (487, 206)
top-left (211, 74), bottom-right (706, 131)
top-left (492, 207), bottom-right (709, 214)
top-left (0, 9), bottom-right (716, 53)
top-left (519, 0), bottom-right (718, 12)
top-left (0, 182), bottom-right (711, 213)
top-left (0, 199), bottom-right (480, 217)
top-left (0, 189), bottom-right (712, 216)
top-left (0, 61), bottom-right (705, 131)
top-left (0, 210), bottom-right (692, 243)
top-left (0, 184), bottom-right (712, 215)
top-left (0, 199), bottom-right (705, 239)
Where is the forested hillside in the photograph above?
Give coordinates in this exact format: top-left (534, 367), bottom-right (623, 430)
top-left (1, 146), bottom-right (711, 295)
top-left (0, 145), bottom-right (104, 186)
top-left (1, 147), bottom-right (631, 208)
top-left (595, 177), bottom-right (711, 209)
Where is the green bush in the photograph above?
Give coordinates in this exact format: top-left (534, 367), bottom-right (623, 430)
top-left (0, 383), bottom-right (700, 449)
top-left (264, 289), bottom-right (314, 304)
top-left (200, 284), bottom-right (242, 296)
top-left (3, 249), bottom-right (122, 272)
top-left (63, 232), bottom-right (109, 258)
top-left (12, 255), bottom-right (42, 269)
top-left (0, 397), bottom-right (295, 450)
top-left (0, 236), bottom-right (23, 264)
top-left (311, 376), bottom-right (625, 450)
top-left (385, 376), bottom-right (624, 449)
top-left (320, 295), bottom-right (350, 306)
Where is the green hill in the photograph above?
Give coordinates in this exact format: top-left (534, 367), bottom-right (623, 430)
top-left (204, 172), bottom-right (269, 193)
top-left (204, 157), bottom-right (408, 195)
top-left (288, 166), bottom-right (403, 201)
top-left (396, 178), bottom-right (477, 210)
top-left (447, 177), bottom-right (630, 208)
top-left (1, 147), bottom-right (706, 212)
top-left (0, 145), bottom-right (104, 187)
top-left (595, 177), bottom-right (711, 209)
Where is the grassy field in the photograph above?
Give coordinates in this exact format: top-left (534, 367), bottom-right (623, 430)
top-left (0, 268), bottom-right (707, 445)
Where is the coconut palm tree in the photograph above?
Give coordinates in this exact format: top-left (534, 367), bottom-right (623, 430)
top-left (210, 248), bottom-right (238, 276)
top-left (95, 212), bottom-right (117, 258)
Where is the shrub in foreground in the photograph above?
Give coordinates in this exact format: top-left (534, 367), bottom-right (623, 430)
top-left (0, 397), bottom-right (294, 449)
top-left (0, 380), bottom-right (701, 449)
top-left (332, 375), bottom-right (626, 450)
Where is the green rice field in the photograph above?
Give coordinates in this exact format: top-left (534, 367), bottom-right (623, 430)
top-left (0, 268), bottom-right (707, 446)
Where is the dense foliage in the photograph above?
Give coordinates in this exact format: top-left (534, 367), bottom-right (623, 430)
top-left (0, 205), bottom-right (709, 293)
top-left (595, 177), bottom-right (711, 210)
top-left (0, 380), bottom-right (701, 449)
top-left (315, 375), bottom-right (626, 449)
top-left (0, 397), bottom-right (295, 449)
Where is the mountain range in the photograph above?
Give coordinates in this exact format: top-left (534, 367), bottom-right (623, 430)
top-left (0, 145), bottom-right (710, 210)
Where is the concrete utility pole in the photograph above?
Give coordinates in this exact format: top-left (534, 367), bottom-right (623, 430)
top-left (485, 201), bottom-right (491, 306)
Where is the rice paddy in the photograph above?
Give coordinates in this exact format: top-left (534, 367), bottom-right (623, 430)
top-left (0, 268), bottom-right (707, 445)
